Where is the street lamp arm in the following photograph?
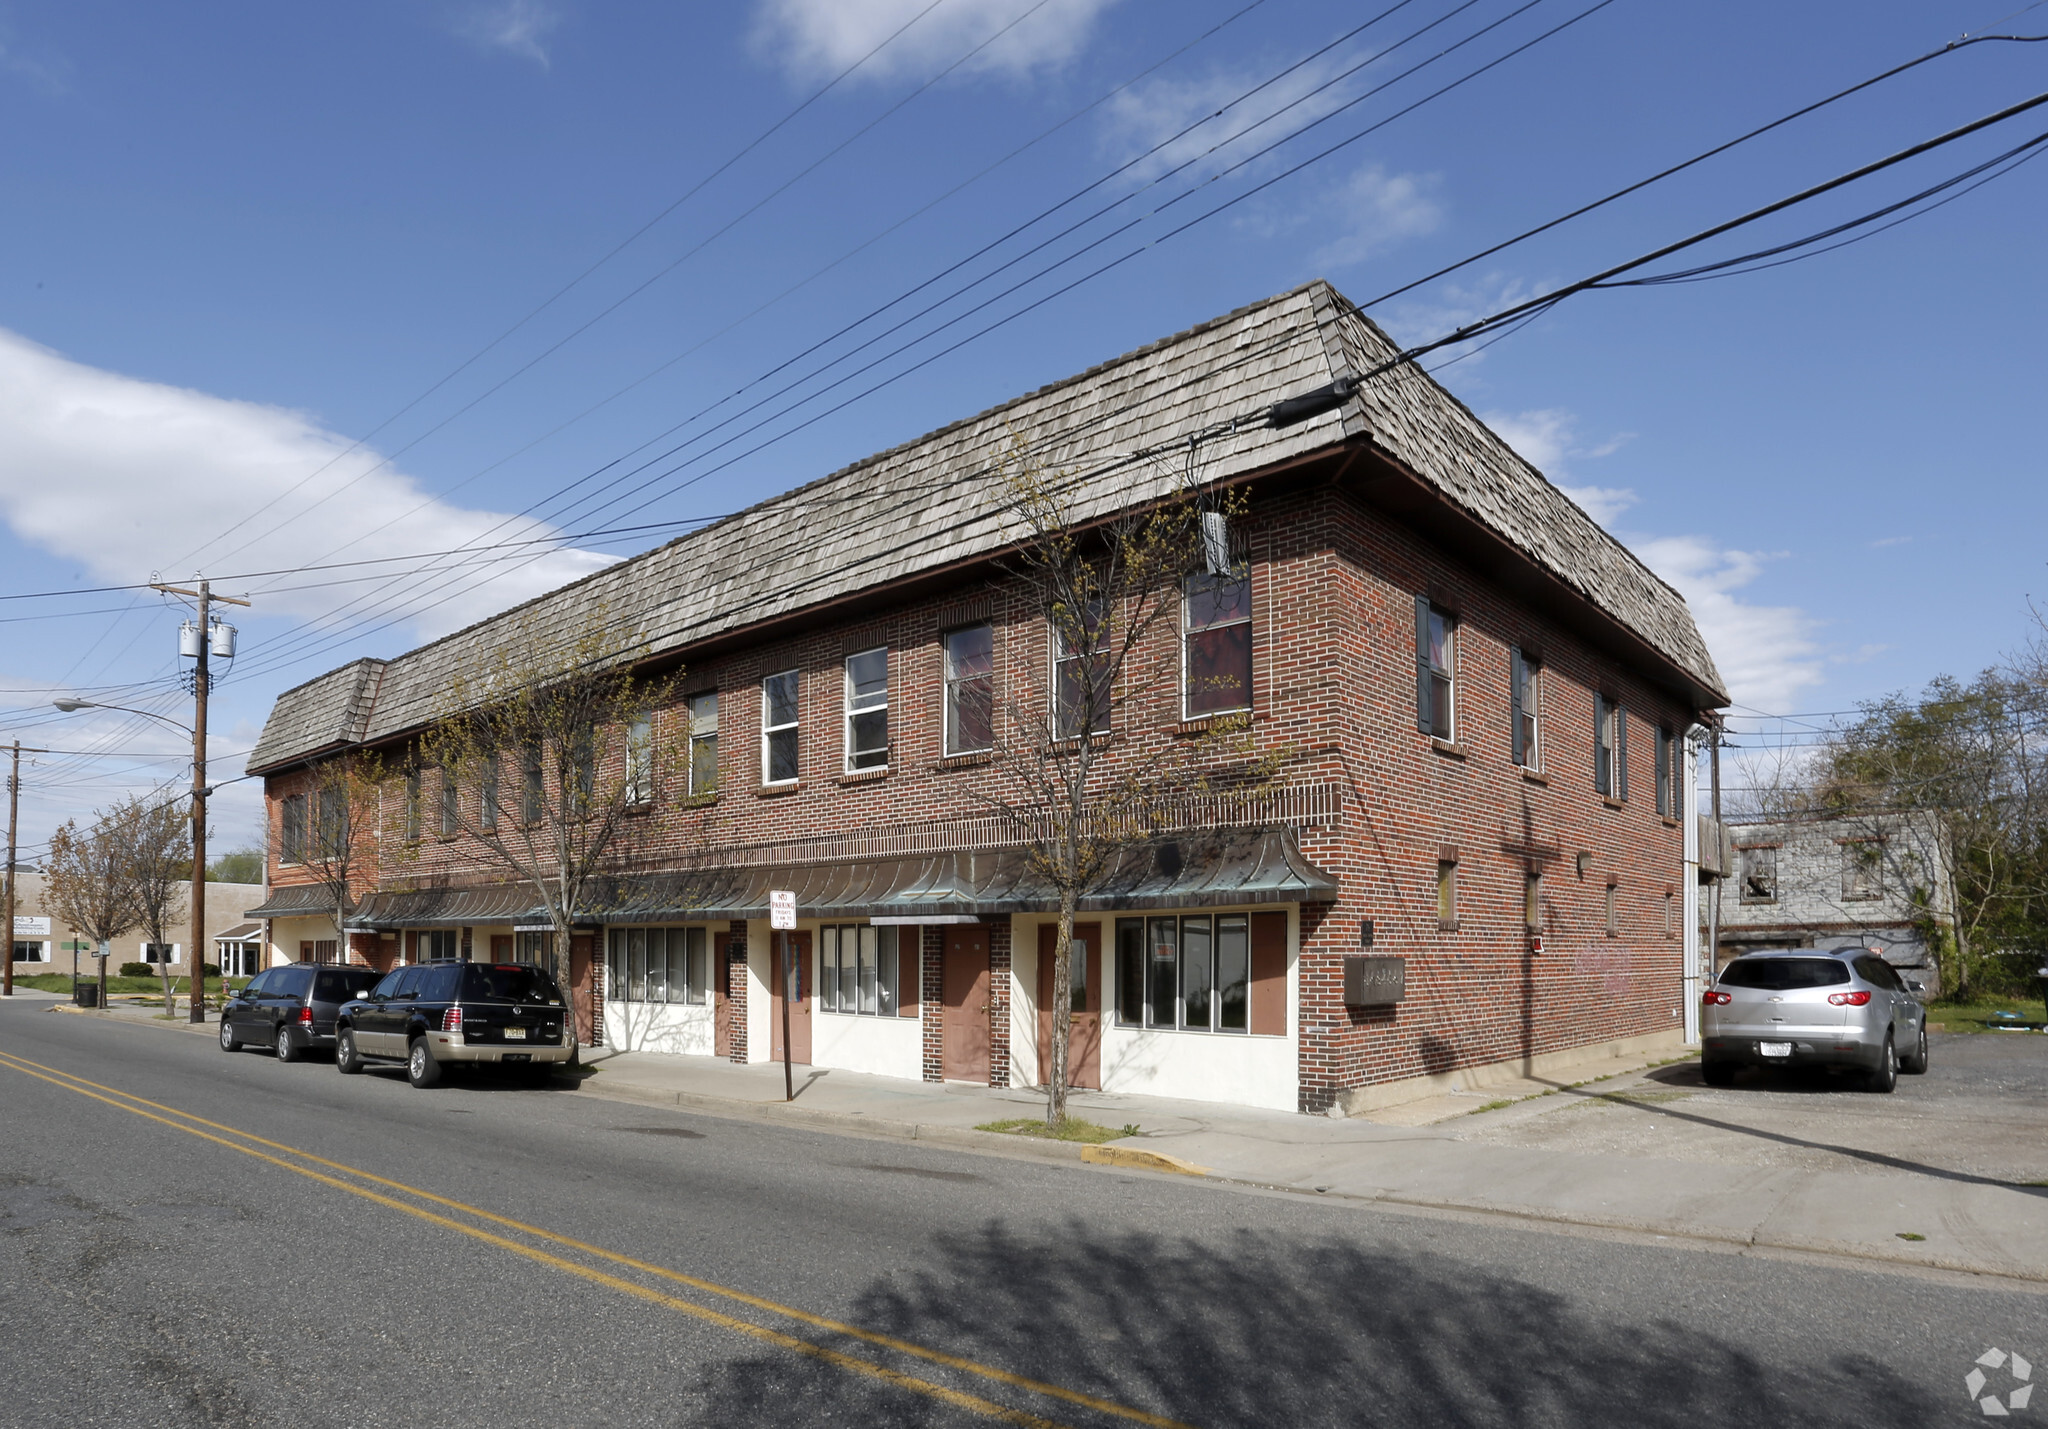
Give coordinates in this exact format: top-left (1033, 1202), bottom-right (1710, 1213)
top-left (51, 698), bottom-right (195, 734)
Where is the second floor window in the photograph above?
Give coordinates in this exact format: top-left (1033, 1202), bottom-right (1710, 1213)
top-left (844, 648), bottom-right (889, 772)
top-left (521, 742), bottom-right (545, 823)
top-left (438, 770), bottom-right (459, 837)
top-left (943, 624), bottom-right (994, 755)
top-left (479, 760), bottom-right (498, 832)
top-left (1184, 570), bottom-right (1252, 717)
top-left (1415, 597), bottom-right (1455, 740)
top-left (1842, 841), bottom-right (1884, 899)
top-left (624, 715), bottom-right (653, 805)
top-left (1595, 695), bottom-right (1627, 799)
top-left (402, 771), bottom-right (421, 843)
top-left (687, 691), bottom-right (718, 795)
top-left (1655, 725), bottom-right (1679, 817)
top-left (1739, 845), bottom-right (1778, 904)
top-left (762, 670), bottom-right (799, 784)
top-left (1054, 600), bottom-right (1110, 739)
top-left (279, 793), bottom-right (307, 864)
top-left (1510, 648), bottom-right (1540, 768)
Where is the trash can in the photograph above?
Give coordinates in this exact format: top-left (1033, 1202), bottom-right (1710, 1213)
top-left (73, 983), bottom-right (100, 1009)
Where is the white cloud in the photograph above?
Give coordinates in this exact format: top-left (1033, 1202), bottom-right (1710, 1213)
top-left (0, 24), bottom-right (70, 94)
top-left (455, 0), bottom-right (562, 66)
top-left (1480, 407), bottom-right (1637, 525)
top-left (1310, 163), bottom-right (1442, 268)
top-left (1104, 52), bottom-right (1361, 183)
top-left (1868, 535), bottom-right (1911, 549)
top-left (752, 0), bottom-right (1119, 85)
top-left (0, 328), bottom-right (611, 642)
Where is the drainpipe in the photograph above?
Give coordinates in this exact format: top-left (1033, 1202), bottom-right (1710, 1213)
top-left (1708, 726), bottom-right (1723, 985)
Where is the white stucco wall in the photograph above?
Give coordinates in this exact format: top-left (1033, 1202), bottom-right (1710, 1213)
top-left (744, 919), bottom-right (771, 1063)
top-left (603, 998), bottom-right (717, 1056)
top-left (811, 1006), bottom-right (922, 1078)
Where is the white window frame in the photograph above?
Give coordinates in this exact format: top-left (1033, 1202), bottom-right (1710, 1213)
top-left (942, 625), bottom-right (995, 756)
top-left (1182, 569), bottom-right (1254, 719)
top-left (843, 647), bottom-right (889, 773)
top-left (624, 714), bottom-right (654, 806)
top-left (142, 942), bottom-right (182, 964)
top-left (1417, 599), bottom-right (1456, 741)
top-left (605, 926), bottom-right (713, 1006)
top-left (818, 924), bottom-right (901, 1017)
top-left (1511, 648), bottom-right (1540, 770)
top-left (762, 670), bottom-right (800, 786)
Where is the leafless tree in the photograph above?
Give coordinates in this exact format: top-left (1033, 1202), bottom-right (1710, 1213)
top-left (45, 812), bottom-right (137, 1003)
top-left (118, 795), bottom-right (195, 1015)
top-left (282, 750), bottom-right (387, 961)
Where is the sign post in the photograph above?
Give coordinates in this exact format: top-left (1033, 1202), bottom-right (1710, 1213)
top-left (769, 890), bottom-right (796, 1102)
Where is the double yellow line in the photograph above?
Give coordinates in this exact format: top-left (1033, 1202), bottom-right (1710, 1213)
top-left (0, 1048), bottom-right (1188, 1429)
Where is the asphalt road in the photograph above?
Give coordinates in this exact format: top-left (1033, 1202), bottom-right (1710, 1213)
top-left (3, 999), bottom-right (2044, 1429)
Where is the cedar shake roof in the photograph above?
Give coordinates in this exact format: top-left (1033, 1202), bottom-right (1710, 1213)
top-left (249, 280), bottom-right (1725, 774)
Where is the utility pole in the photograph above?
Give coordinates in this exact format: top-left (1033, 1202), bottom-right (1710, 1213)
top-left (153, 579), bottom-right (250, 1023)
top-left (2, 742), bottom-right (50, 998)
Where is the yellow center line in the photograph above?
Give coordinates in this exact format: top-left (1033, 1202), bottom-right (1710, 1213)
top-left (0, 1050), bottom-right (1192, 1429)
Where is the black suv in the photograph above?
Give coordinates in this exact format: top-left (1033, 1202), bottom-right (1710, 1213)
top-left (219, 963), bottom-right (383, 1062)
top-left (335, 962), bottom-right (577, 1088)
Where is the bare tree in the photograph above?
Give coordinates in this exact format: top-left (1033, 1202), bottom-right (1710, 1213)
top-left (45, 813), bottom-right (137, 1004)
top-left (282, 750), bottom-right (387, 962)
top-left (116, 795), bottom-right (196, 1016)
top-left (420, 608), bottom-right (679, 1012)
top-left (978, 444), bottom-right (1287, 1128)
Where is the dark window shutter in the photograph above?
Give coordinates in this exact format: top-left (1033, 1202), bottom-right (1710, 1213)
top-left (1670, 733), bottom-right (1683, 819)
top-left (1509, 647), bottom-right (1526, 766)
top-left (1414, 596), bottom-right (1432, 734)
top-left (1615, 704), bottom-right (1629, 803)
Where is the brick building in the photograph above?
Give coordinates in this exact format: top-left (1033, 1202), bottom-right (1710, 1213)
top-left (247, 280), bottom-right (1726, 1115)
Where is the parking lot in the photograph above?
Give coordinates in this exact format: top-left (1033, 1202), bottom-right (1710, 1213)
top-left (1463, 1031), bottom-right (2048, 1188)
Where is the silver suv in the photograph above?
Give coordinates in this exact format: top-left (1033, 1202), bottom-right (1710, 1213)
top-left (1700, 948), bottom-right (1928, 1092)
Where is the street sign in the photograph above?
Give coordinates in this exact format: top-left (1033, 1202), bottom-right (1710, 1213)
top-left (769, 889), bottom-right (796, 931)
top-left (60, 940), bottom-right (93, 953)
top-left (14, 916), bottom-right (49, 936)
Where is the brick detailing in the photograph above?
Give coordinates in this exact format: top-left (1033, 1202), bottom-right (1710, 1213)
top-left (986, 921), bottom-right (1011, 1089)
top-left (920, 926), bottom-right (943, 1082)
top-left (725, 922), bottom-right (749, 1063)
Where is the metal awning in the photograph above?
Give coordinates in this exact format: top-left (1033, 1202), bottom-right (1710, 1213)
top-left (340, 827), bottom-right (1337, 930)
top-left (242, 885), bottom-right (337, 918)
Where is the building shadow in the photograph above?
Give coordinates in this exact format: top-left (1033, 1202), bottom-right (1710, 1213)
top-left (680, 1223), bottom-right (1945, 1426)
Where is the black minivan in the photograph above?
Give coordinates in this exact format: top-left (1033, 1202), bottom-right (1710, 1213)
top-left (219, 963), bottom-right (384, 1062)
top-left (335, 962), bottom-right (577, 1088)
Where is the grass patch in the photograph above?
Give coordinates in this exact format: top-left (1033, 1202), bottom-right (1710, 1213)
top-left (1896, 1232), bottom-right (1927, 1242)
top-left (1469, 1098), bottom-right (1521, 1115)
top-left (976, 1117), bottom-right (1139, 1144)
top-left (1927, 997), bottom-right (2048, 1034)
top-left (10, 972), bottom-right (251, 997)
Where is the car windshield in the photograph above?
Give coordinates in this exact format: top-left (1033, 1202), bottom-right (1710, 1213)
top-left (461, 965), bottom-right (562, 1005)
top-left (1718, 957), bottom-right (1850, 990)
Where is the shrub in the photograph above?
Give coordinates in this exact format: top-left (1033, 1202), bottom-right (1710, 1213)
top-left (119, 961), bottom-right (153, 978)
top-left (201, 962), bottom-right (221, 978)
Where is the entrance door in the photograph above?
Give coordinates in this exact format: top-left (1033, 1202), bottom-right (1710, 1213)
top-left (769, 930), bottom-right (812, 1065)
top-left (1036, 922), bottom-right (1102, 1090)
top-left (941, 926), bottom-right (991, 1083)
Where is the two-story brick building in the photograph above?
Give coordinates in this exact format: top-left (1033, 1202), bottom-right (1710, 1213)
top-left (247, 280), bottom-right (1726, 1116)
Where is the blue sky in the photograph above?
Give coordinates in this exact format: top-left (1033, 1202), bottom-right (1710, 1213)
top-left (1, 0), bottom-right (2043, 851)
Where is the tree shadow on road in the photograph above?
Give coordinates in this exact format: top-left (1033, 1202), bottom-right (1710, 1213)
top-left (683, 1222), bottom-right (1946, 1427)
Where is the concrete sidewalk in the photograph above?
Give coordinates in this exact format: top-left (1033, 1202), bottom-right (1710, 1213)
top-left (39, 997), bottom-right (2048, 1284)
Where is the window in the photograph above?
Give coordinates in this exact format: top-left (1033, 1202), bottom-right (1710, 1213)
top-left (605, 927), bottom-right (712, 1006)
top-left (316, 788), bottom-right (348, 860)
top-left (1114, 914), bottom-right (1250, 1032)
top-left (521, 741), bottom-right (545, 823)
top-left (819, 925), bottom-right (901, 1016)
top-left (1663, 891), bottom-right (1675, 939)
top-left (1415, 598), bottom-right (1455, 740)
top-left (1510, 648), bottom-right (1540, 768)
top-left (480, 758), bottom-right (498, 832)
top-left (12, 941), bottom-right (47, 963)
top-left (438, 769), bottom-right (459, 837)
top-left (403, 770), bottom-right (421, 843)
top-left (625, 715), bottom-right (653, 806)
top-left (687, 692), bottom-right (718, 796)
top-left (1604, 882), bottom-right (1619, 937)
top-left (1437, 861), bottom-right (1458, 931)
top-left (1655, 726), bottom-right (1680, 818)
top-left (142, 943), bottom-right (178, 964)
top-left (1184, 570), bottom-right (1252, 717)
top-left (1595, 695), bottom-right (1628, 799)
top-left (943, 625), bottom-right (994, 755)
top-left (416, 930), bottom-right (457, 962)
top-left (1739, 846), bottom-right (1778, 904)
top-left (1054, 600), bottom-right (1110, 739)
top-left (1842, 841), bottom-right (1885, 900)
top-left (567, 728), bottom-right (596, 815)
top-left (844, 648), bottom-right (889, 772)
top-left (1525, 869), bottom-right (1543, 931)
top-left (762, 670), bottom-right (799, 784)
top-left (280, 793), bottom-right (307, 864)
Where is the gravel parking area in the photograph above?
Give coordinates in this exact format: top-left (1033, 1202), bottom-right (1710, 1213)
top-left (1459, 1032), bottom-right (2048, 1187)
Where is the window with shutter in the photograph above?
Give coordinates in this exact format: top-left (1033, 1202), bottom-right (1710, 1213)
top-left (1594, 696), bottom-right (1613, 795)
top-left (1415, 597), bottom-right (1454, 740)
top-left (1510, 648), bottom-right (1538, 768)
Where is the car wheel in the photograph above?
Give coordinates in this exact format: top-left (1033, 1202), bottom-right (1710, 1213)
top-left (406, 1038), bottom-right (443, 1090)
top-left (218, 1018), bottom-right (240, 1053)
top-left (1865, 1034), bottom-right (1898, 1094)
top-left (1701, 1059), bottom-right (1735, 1088)
top-left (335, 1029), bottom-right (364, 1075)
top-left (1901, 1023), bottom-right (1930, 1075)
top-left (275, 1026), bottom-right (305, 1064)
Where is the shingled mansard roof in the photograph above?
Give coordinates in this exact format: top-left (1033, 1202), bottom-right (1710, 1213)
top-left (250, 280), bottom-right (1726, 774)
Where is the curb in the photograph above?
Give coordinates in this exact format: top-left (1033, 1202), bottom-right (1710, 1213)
top-left (1081, 1144), bottom-right (1209, 1176)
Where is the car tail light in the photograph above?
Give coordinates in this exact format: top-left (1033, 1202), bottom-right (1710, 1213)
top-left (1702, 990), bottom-right (1731, 1005)
top-left (297, 1005), bottom-right (313, 1024)
top-left (1828, 990), bottom-right (1872, 1006)
top-left (441, 1006), bottom-right (464, 1032)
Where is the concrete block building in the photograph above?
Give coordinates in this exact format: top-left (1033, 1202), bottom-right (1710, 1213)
top-left (247, 281), bottom-right (1726, 1115)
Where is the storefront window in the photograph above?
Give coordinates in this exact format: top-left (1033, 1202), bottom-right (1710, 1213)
top-left (1117, 913), bottom-right (1254, 1033)
top-left (605, 927), bottom-right (711, 1005)
top-left (820, 925), bottom-right (899, 1016)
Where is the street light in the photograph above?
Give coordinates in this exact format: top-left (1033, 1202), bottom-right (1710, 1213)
top-left (51, 696), bottom-right (207, 1021)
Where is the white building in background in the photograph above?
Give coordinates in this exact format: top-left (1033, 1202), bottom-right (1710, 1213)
top-left (5, 872), bottom-right (268, 977)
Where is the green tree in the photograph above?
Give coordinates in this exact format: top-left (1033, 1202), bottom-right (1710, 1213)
top-left (207, 848), bottom-right (264, 883)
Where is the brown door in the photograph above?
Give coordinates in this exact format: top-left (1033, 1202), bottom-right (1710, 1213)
top-left (769, 930), bottom-right (812, 1065)
top-left (1036, 922), bottom-right (1102, 1090)
top-left (490, 935), bottom-right (513, 962)
top-left (569, 933), bottom-right (594, 1045)
top-left (941, 926), bottom-right (992, 1083)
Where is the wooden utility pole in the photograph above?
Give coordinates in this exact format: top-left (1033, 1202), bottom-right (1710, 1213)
top-left (2, 742), bottom-right (49, 998)
top-left (152, 579), bottom-right (250, 1023)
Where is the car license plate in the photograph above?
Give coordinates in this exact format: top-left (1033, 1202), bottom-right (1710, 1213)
top-left (503, 1026), bottom-right (527, 1041)
top-left (1758, 1041), bottom-right (1792, 1058)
